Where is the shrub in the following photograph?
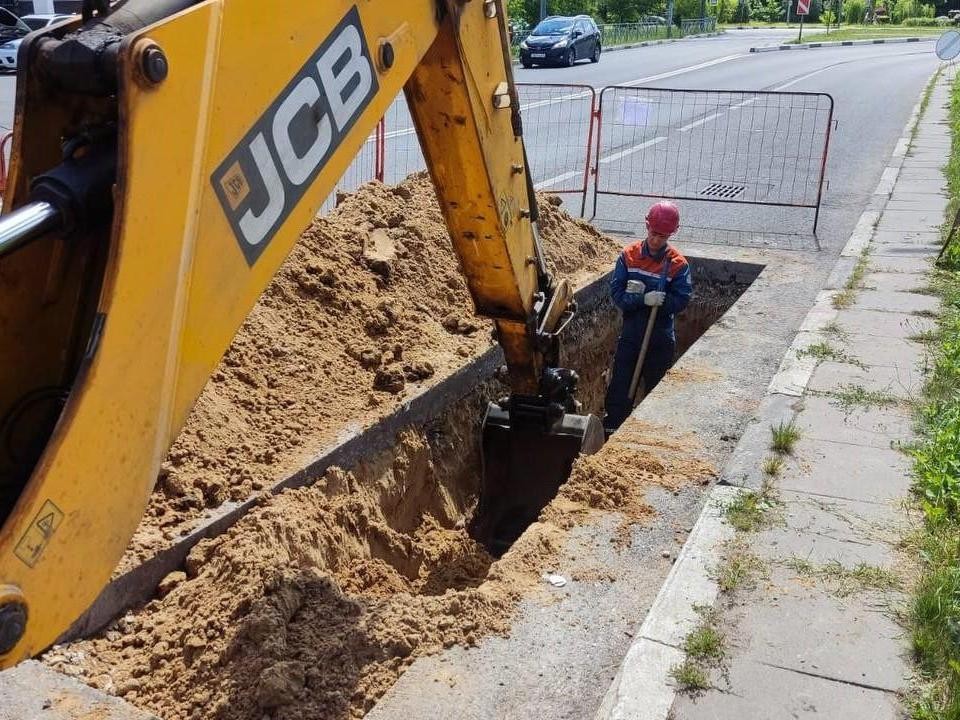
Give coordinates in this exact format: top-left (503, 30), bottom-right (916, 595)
top-left (844, 0), bottom-right (865, 23)
top-left (902, 15), bottom-right (939, 24)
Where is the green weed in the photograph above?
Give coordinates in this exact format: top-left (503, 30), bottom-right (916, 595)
top-left (762, 455), bottom-right (785, 477)
top-left (770, 420), bottom-right (801, 455)
top-left (827, 384), bottom-right (902, 413)
top-left (723, 481), bottom-right (781, 532)
top-left (785, 557), bottom-right (900, 598)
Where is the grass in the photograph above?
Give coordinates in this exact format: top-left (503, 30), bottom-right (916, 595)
top-left (822, 321), bottom-right (850, 343)
top-left (714, 538), bottom-right (767, 593)
top-left (723, 480), bottom-right (781, 532)
top-left (763, 455), bottom-right (785, 477)
top-left (670, 660), bottom-right (711, 691)
top-left (903, 69), bottom-right (960, 718)
top-left (785, 557), bottom-right (901, 598)
top-left (833, 248), bottom-right (870, 309)
top-left (786, 26), bottom-right (942, 44)
top-left (670, 605), bottom-right (726, 693)
top-left (770, 420), bottom-right (801, 455)
top-left (910, 328), bottom-right (940, 344)
top-left (826, 384), bottom-right (902, 413)
top-left (798, 340), bottom-right (866, 368)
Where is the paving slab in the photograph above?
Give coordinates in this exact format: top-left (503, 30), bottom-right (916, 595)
top-left (722, 567), bottom-right (908, 692)
top-left (850, 289), bottom-right (940, 315)
top-left (873, 208), bottom-right (943, 230)
top-left (862, 271), bottom-right (933, 293)
top-left (846, 333), bottom-right (927, 370)
top-left (807, 360), bottom-right (922, 400)
top-left (0, 661), bottom-right (157, 720)
top-left (794, 394), bottom-right (914, 449)
top-left (778, 437), bottom-right (912, 505)
top-left (827, 308), bottom-right (935, 340)
top-left (886, 177), bottom-right (946, 195)
top-left (871, 242), bottom-right (941, 258)
top-left (898, 167), bottom-right (950, 181)
top-left (671, 656), bottom-right (901, 719)
top-left (867, 255), bottom-right (933, 274)
top-left (871, 229), bottom-right (942, 245)
top-left (762, 490), bottom-right (904, 567)
top-left (885, 197), bottom-right (949, 214)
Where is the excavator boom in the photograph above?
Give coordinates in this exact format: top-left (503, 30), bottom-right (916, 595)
top-left (0, 0), bottom-right (601, 665)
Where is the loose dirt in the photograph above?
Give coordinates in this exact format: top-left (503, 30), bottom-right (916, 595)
top-left (44, 177), bottom-right (720, 720)
top-left (47, 409), bottom-right (714, 720)
top-left (125, 177), bottom-right (621, 572)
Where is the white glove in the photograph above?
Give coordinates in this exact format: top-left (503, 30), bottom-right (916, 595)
top-left (626, 280), bottom-right (645, 295)
top-left (644, 290), bottom-right (666, 307)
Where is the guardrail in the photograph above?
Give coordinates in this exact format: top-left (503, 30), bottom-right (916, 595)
top-left (510, 18), bottom-right (717, 51)
top-left (321, 79), bottom-right (832, 241)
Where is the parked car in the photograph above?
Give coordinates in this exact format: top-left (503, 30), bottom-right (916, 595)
top-left (519, 15), bottom-right (601, 68)
top-left (0, 13), bottom-right (72, 72)
top-left (640, 15), bottom-right (669, 24)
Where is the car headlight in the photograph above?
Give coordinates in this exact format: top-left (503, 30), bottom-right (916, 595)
top-left (0, 43), bottom-right (12, 50)
top-left (520, 40), bottom-right (528, 49)
top-left (553, 38), bottom-right (569, 48)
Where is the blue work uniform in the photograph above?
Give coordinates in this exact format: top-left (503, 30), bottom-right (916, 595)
top-left (603, 240), bottom-right (693, 431)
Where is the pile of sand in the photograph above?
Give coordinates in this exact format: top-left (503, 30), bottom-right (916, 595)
top-left (43, 174), bottom-right (726, 719)
top-left (48, 415), bottom-right (713, 720)
top-left (126, 176), bottom-right (622, 570)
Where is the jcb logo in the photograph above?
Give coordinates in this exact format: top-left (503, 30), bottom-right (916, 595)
top-left (212, 6), bottom-right (378, 265)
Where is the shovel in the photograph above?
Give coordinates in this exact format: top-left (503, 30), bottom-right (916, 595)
top-left (627, 260), bottom-right (671, 403)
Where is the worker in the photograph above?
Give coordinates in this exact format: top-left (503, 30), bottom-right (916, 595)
top-left (603, 201), bottom-right (692, 432)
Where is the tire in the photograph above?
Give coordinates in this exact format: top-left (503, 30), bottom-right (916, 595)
top-left (565, 48), bottom-right (576, 67)
top-left (521, 60), bottom-right (532, 69)
top-left (591, 42), bottom-right (601, 63)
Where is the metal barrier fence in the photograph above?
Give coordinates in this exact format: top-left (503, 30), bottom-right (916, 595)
top-left (511, 17), bottom-right (717, 52)
top-left (680, 17), bottom-right (717, 34)
top-left (316, 82), bottom-right (834, 241)
top-left (375, 85), bottom-right (597, 214)
top-left (319, 122), bottom-right (383, 214)
top-left (516, 83), bottom-right (596, 215)
top-left (592, 87), bottom-right (834, 232)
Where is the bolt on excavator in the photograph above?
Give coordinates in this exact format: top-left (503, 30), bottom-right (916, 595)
top-left (0, 0), bottom-right (604, 666)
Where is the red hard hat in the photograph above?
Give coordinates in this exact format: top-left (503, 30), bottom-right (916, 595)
top-left (646, 201), bottom-right (680, 235)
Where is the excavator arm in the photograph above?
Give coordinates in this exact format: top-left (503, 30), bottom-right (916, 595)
top-left (0, 0), bottom-right (601, 666)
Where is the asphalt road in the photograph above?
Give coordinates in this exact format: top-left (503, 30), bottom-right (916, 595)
top-left (364, 29), bottom-right (938, 255)
top-left (0, 29), bottom-right (937, 254)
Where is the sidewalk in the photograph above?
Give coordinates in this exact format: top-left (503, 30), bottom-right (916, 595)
top-left (599, 67), bottom-right (952, 719)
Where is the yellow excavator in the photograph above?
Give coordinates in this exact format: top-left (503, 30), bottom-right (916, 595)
top-left (0, 0), bottom-right (604, 667)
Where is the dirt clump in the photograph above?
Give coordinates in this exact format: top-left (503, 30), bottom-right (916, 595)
top-left (124, 177), bottom-right (620, 571)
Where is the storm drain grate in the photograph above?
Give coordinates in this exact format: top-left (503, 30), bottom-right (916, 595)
top-left (699, 182), bottom-right (745, 199)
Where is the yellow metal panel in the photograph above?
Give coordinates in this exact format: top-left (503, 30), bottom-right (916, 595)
top-left (405, 2), bottom-right (541, 392)
top-left (0, 0), bottom-right (441, 664)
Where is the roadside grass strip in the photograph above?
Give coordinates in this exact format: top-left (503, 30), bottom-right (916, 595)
top-left (907, 70), bottom-right (960, 720)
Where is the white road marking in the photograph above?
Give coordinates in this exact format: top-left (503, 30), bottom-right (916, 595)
top-left (623, 53), bottom-right (747, 86)
top-left (534, 169), bottom-right (581, 189)
top-left (599, 136), bottom-right (668, 164)
top-left (679, 112), bottom-right (721, 132)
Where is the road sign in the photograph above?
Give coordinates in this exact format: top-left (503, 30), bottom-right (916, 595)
top-left (936, 30), bottom-right (960, 61)
top-left (796, 0), bottom-right (810, 15)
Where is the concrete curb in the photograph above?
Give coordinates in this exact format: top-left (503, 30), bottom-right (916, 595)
top-left (750, 35), bottom-right (934, 52)
top-left (592, 62), bottom-right (941, 720)
top-left (513, 31), bottom-right (724, 67)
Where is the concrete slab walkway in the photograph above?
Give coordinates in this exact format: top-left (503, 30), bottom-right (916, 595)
top-left (667, 69), bottom-right (951, 720)
top-left (598, 64), bottom-right (951, 720)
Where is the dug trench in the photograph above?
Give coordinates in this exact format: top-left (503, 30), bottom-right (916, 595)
top-left (41, 176), bottom-right (755, 720)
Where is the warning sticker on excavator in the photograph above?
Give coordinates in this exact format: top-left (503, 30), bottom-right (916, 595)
top-left (211, 5), bottom-right (378, 265)
top-left (14, 500), bottom-right (64, 568)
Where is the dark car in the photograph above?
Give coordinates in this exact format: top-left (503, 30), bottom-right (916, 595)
top-left (519, 15), bottom-right (601, 68)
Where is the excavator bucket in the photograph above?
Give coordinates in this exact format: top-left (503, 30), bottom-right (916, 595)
top-left (472, 403), bottom-right (605, 556)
